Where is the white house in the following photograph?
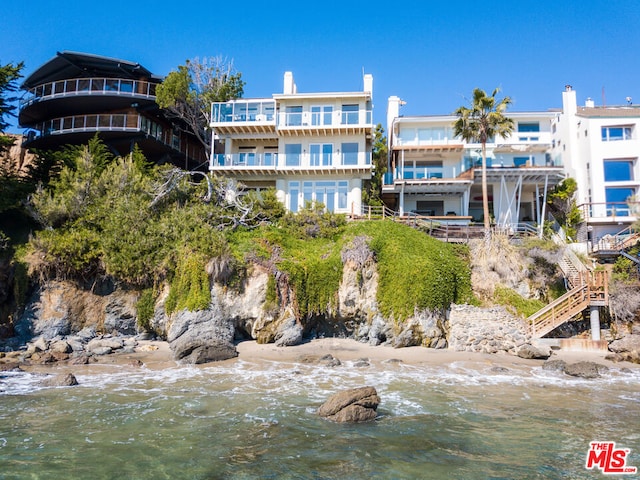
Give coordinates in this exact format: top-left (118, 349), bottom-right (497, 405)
top-left (384, 96), bottom-right (564, 230)
top-left (551, 85), bottom-right (640, 241)
top-left (209, 72), bottom-right (374, 214)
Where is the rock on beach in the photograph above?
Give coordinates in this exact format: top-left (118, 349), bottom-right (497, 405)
top-left (318, 386), bottom-right (380, 423)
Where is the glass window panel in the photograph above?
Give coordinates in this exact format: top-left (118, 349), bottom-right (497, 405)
top-left (310, 144), bottom-right (321, 166)
top-left (322, 144), bottom-right (333, 166)
top-left (605, 187), bottom-right (635, 215)
top-left (120, 80), bottom-right (133, 93)
top-left (247, 103), bottom-right (259, 120)
top-left (303, 181), bottom-right (313, 206)
top-left (398, 128), bottom-right (416, 144)
top-left (289, 183), bottom-right (299, 212)
top-left (341, 104), bottom-right (359, 124)
top-left (286, 106), bottom-right (302, 126)
top-left (338, 181), bottom-right (348, 209)
top-left (341, 143), bottom-right (358, 165)
top-left (604, 160), bottom-right (634, 181)
top-left (285, 144), bottom-right (302, 166)
top-left (602, 126), bottom-right (633, 141)
top-left (517, 122), bottom-right (540, 132)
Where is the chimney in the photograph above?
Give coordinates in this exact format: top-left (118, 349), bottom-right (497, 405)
top-left (562, 85), bottom-right (577, 116)
top-left (585, 97), bottom-right (595, 108)
top-left (283, 71), bottom-right (296, 95)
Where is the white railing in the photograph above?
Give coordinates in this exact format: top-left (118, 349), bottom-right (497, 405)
top-left (34, 113), bottom-right (142, 136)
top-left (211, 100), bottom-right (276, 123)
top-left (210, 152), bottom-right (372, 169)
top-left (21, 77), bottom-right (157, 107)
top-left (277, 109), bottom-right (373, 128)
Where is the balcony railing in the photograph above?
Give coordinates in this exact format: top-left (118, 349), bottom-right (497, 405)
top-left (579, 201), bottom-right (640, 220)
top-left (211, 100), bottom-right (276, 123)
top-left (278, 109), bottom-right (372, 128)
top-left (211, 152), bottom-right (372, 169)
top-left (20, 77), bottom-right (157, 108)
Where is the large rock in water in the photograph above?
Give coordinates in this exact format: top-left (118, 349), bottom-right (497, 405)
top-left (318, 386), bottom-right (380, 423)
top-left (563, 361), bottom-right (609, 379)
top-left (167, 309), bottom-right (238, 364)
top-left (41, 373), bottom-right (78, 387)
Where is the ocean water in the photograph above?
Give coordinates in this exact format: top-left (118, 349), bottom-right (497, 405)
top-left (0, 357), bottom-right (639, 479)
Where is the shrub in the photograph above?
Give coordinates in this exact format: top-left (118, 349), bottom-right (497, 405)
top-left (493, 285), bottom-right (546, 318)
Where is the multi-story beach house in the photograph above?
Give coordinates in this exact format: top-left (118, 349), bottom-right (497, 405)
top-left (18, 51), bottom-right (206, 168)
top-left (384, 96), bottom-right (565, 231)
top-left (551, 85), bottom-right (640, 242)
top-left (209, 71), bottom-right (374, 214)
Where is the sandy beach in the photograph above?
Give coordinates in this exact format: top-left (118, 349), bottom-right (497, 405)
top-left (75, 337), bottom-right (640, 372)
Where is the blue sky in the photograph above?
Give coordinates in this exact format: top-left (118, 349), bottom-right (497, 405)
top-left (3, 0), bottom-right (640, 131)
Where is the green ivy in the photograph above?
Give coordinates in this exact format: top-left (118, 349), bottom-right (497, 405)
top-left (165, 253), bottom-right (211, 314)
top-left (136, 289), bottom-right (156, 330)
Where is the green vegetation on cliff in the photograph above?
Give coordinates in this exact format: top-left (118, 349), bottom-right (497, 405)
top-left (12, 137), bottom-right (474, 323)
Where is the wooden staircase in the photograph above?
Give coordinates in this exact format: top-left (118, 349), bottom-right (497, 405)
top-left (592, 225), bottom-right (640, 257)
top-left (528, 270), bottom-right (608, 338)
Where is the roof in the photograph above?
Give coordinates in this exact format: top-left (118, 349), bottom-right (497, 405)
top-left (577, 106), bottom-right (640, 118)
top-left (22, 51), bottom-right (162, 88)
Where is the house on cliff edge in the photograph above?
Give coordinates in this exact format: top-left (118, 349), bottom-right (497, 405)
top-left (18, 51), bottom-right (207, 169)
top-left (209, 71), bottom-right (374, 214)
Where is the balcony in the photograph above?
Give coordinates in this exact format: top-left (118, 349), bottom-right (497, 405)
top-left (31, 113), bottom-right (141, 137)
top-left (19, 77), bottom-right (159, 125)
top-left (277, 108), bottom-right (373, 136)
top-left (21, 77), bottom-right (157, 108)
top-left (210, 100), bottom-right (276, 136)
top-left (210, 151), bottom-right (372, 175)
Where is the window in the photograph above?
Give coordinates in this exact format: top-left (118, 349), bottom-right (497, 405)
top-left (310, 143), bottom-right (333, 166)
top-left (514, 157), bottom-right (529, 167)
top-left (417, 127), bottom-right (450, 142)
top-left (604, 159), bottom-right (634, 182)
top-left (602, 126), bottom-right (633, 141)
top-left (289, 182), bottom-right (300, 212)
top-left (341, 104), bottom-right (359, 125)
top-left (286, 106), bottom-right (302, 126)
top-left (303, 181), bottom-right (313, 206)
top-left (311, 105), bottom-right (333, 126)
top-left (605, 187), bottom-right (635, 215)
top-left (285, 144), bottom-right (302, 166)
top-left (341, 143), bottom-right (359, 165)
top-left (517, 122), bottom-right (540, 132)
top-left (398, 128), bottom-right (416, 144)
top-left (338, 181), bottom-right (348, 209)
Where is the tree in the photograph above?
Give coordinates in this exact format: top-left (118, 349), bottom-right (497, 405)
top-left (0, 61), bottom-right (24, 154)
top-left (362, 124), bottom-right (388, 206)
top-left (547, 177), bottom-right (582, 241)
top-left (156, 57), bottom-right (245, 153)
top-left (453, 88), bottom-right (514, 231)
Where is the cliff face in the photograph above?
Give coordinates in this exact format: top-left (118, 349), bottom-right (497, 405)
top-left (5, 255), bottom-right (455, 362)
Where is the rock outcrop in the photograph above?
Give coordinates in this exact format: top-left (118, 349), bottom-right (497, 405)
top-left (318, 386), bottom-right (380, 423)
top-left (167, 309), bottom-right (237, 364)
top-left (608, 334), bottom-right (640, 364)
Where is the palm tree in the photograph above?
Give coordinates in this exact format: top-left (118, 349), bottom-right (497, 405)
top-left (453, 88), bottom-right (514, 232)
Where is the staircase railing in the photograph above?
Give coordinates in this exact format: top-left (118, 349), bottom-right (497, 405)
top-left (592, 225), bottom-right (640, 254)
top-left (528, 270), bottom-right (608, 337)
